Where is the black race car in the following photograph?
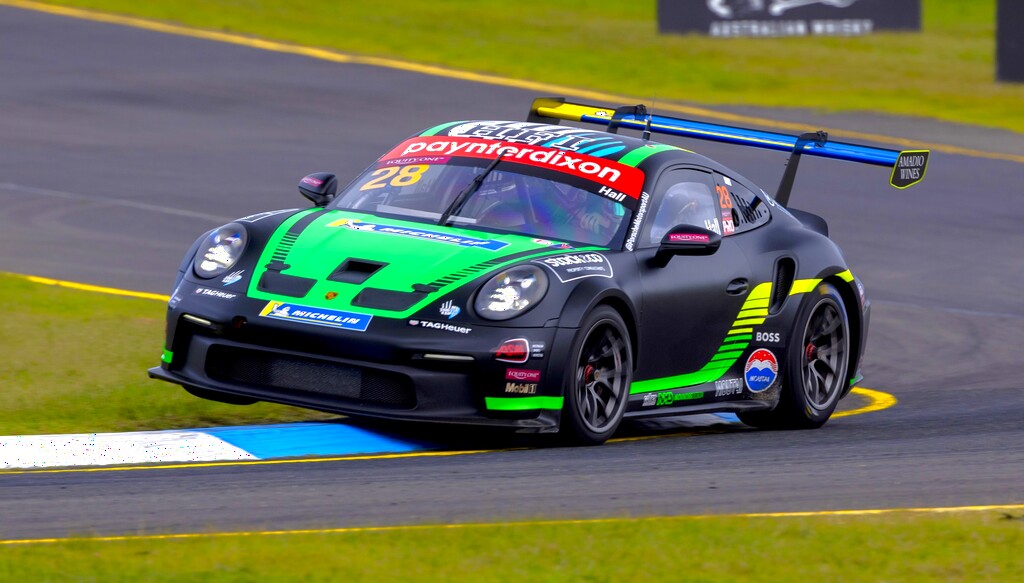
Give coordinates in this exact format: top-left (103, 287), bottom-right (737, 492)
top-left (149, 98), bottom-right (928, 445)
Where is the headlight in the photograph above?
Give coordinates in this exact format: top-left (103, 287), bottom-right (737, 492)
top-left (193, 223), bottom-right (248, 279)
top-left (474, 265), bottom-right (548, 321)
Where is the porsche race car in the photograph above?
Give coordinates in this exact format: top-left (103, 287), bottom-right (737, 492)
top-left (149, 98), bottom-right (928, 445)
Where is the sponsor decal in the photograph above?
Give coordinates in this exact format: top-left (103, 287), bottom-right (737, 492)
top-left (656, 391), bottom-right (704, 406)
top-left (744, 348), bottom-right (779, 393)
top-left (325, 291), bottom-right (339, 300)
top-left (722, 216), bottom-right (736, 236)
top-left (380, 136), bottom-right (644, 198)
top-left (439, 299), bottom-right (461, 319)
top-left (446, 121), bottom-right (627, 158)
top-left (534, 252), bottom-right (613, 283)
top-left (301, 176), bottom-right (324, 187)
top-left (754, 330), bottom-right (782, 344)
top-left (891, 151), bottom-right (929, 189)
top-left (505, 368), bottom-right (542, 382)
top-left (193, 287), bottom-right (238, 300)
top-left (382, 155), bottom-right (449, 167)
top-left (327, 218), bottom-right (508, 251)
top-left (407, 319), bottom-right (472, 334)
top-left (642, 393), bottom-right (658, 407)
top-left (714, 377), bottom-right (743, 397)
top-left (624, 191), bottom-right (650, 251)
top-left (260, 302), bottom-right (372, 332)
top-left (668, 232), bottom-right (711, 243)
top-left (530, 341), bottom-right (546, 359)
top-left (221, 270), bottom-right (244, 286)
top-left (495, 338), bottom-right (530, 363)
top-left (504, 382), bottom-right (538, 395)
top-left (168, 282), bottom-right (183, 308)
top-left (237, 209), bottom-right (297, 223)
top-left (532, 238), bottom-right (574, 249)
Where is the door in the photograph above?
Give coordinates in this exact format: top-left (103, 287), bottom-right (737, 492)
top-left (634, 167), bottom-right (753, 385)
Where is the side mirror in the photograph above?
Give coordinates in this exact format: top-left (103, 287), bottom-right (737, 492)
top-left (298, 172), bottom-right (337, 207)
top-left (651, 225), bottom-right (721, 267)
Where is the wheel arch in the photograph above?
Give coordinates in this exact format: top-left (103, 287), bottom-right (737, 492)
top-left (557, 283), bottom-right (640, 370)
top-left (821, 274), bottom-right (863, 396)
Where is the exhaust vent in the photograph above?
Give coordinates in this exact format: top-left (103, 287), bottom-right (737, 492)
top-left (769, 257), bottom-right (795, 315)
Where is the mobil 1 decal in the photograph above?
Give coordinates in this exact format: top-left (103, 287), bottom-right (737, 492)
top-left (744, 348), bottom-right (779, 393)
top-left (533, 252), bottom-right (613, 283)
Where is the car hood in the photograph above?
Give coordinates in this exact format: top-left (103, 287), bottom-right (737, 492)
top-left (245, 209), bottom-right (582, 319)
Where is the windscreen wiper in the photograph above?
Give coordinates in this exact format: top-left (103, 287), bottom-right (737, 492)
top-left (438, 151), bottom-right (507, 226)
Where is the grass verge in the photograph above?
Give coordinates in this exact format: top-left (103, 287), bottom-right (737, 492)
top-left (0, 273), bottom-right (330, 436)
top-left (2, 512), bottom-right (1022, 581)
top-left (32, 0), bottom-right (1024, 134)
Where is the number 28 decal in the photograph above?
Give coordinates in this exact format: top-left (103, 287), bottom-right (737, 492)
top-left (359, 165), bottom-right (429, 191)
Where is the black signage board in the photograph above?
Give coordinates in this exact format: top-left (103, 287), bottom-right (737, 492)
top-left (659, 0), bottom-right (921, 38)
top-left (998, 0), bottom-right (1024, 82)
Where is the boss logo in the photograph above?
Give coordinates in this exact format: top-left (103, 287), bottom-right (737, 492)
top-left (755, 331), bottom-right (781, 344)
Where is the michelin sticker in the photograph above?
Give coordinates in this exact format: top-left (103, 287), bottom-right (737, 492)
top-left (534, 252), bottom-right (613, 283)
top-left (260, 302), bottom-right (372, 332)
top-left (744, 348), bottom-right (779, 393)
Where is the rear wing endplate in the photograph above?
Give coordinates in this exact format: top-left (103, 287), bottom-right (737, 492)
top-left (528, 97), bottom-right (929, 206)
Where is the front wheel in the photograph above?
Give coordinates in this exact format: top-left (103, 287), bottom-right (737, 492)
top-left (560, 306), bottom-right (633, 445)
top-left (738, 282), bottom-right (850, 430)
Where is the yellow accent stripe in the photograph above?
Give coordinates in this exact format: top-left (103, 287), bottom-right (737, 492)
top-left (1, 502), bottom-right (1019, 546)
top-left (836, 269), bottom-right (855, 283)
top-left (3, 0), bottom-right (1021, 166)
top-left (727, 327), bottom-right (754, 335)
top-left (732, 318), bottom-right (766, 327)
top-left (12, 274), bottom-right (170, 302)
top-left (789, 279), bottom-right (821, 295)
top-left (737, 309), bottom-right (768, 319)
top-left (746, 282), bottom-right (773, 301)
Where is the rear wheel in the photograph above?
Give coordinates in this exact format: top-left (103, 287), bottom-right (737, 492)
top-left (738, 282), bottom-right (850, 429)
top-left (560, 306), bottom-right (632, 445)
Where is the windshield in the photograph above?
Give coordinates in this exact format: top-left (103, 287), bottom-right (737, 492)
top-left (330, 137), bottom-right (645, 248)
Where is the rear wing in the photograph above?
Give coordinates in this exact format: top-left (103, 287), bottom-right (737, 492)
top-left (527, 97), bottom-right (929, 206)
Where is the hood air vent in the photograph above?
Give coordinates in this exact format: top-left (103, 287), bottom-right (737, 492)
top-left (328, 259), bottom-right (387, 284)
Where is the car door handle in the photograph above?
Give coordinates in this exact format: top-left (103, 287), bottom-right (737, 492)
top-left (726, 278), bottom-right (749, 295)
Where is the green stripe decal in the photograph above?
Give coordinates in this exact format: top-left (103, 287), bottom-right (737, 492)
top-left (617, 144), bottom-right (679, 167)
top-left (630, 281), bottom-right (772, 394)
top-left (161, 348), bottom-right (173, 364)
top-left (485, 396), bottom-right (564, 411)
top-left (419, 121), bottom-right (465, 137)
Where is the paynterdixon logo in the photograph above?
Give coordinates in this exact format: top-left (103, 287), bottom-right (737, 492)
top-left (260, 302), bottom-right (372, 332)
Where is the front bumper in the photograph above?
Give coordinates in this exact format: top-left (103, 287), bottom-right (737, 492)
top-left (150, 283), bottom-right (571, 431)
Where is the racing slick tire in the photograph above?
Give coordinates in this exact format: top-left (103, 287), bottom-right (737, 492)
top-left (184, 385), bottom-right (258, 406)
top-left (560, 306), bottom-right (633, 446)
top-left (738, 282), bottom-right (850, 430)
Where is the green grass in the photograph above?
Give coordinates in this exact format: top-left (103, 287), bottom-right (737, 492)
top-left (37, 0), bottom-right (1024, 134)
top-left (2, 513), bottom-right (1022, 581)
top-left (0, 273), bottom-right (330, 435)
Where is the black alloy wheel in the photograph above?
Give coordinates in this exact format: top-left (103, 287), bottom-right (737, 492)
top-left (561, 306), bottom-right (632, 445)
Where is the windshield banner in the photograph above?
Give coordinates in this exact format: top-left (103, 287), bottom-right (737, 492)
top-left (380, 137), bottom-right (644, 199)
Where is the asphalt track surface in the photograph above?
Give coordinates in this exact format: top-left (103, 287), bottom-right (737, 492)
top-left (1, 4), bottom-right (1022, 540)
